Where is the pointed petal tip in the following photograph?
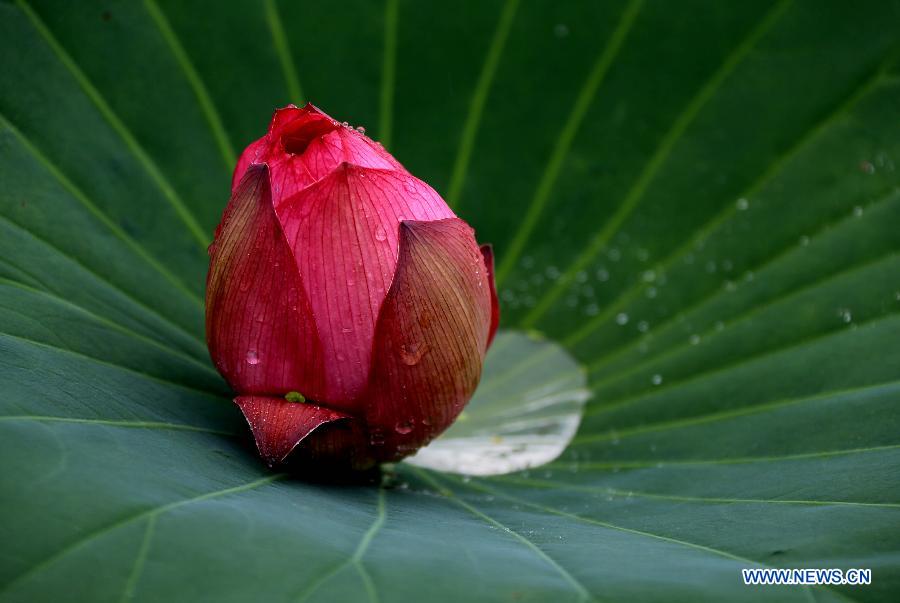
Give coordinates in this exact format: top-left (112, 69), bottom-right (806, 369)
top-left (397, 219), bottom-right (432, 237)
top-left (235, 396), bottom-right (350, 466)
top-left (301, 101), bottom-right (323, 114)
top-left (241, 162), bottom-right (270, 180)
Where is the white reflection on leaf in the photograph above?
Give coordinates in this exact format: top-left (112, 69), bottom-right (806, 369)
top-left (407, 330), bottom-right (590, 475)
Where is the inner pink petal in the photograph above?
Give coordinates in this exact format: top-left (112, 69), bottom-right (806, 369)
top-left (277, 166), bottom-right (455, 407)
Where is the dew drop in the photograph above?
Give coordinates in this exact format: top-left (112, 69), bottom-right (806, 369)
top-left (615, 312), bottom-right (629, 326)
top-left (375, 226), bottom-right (387, 241)
top-left (736, 198), bottom-right (749, 211)
top-left (395, 420), bottom-right (414, 435)
top-left (651, 374), bottom-right (663, 386)
top-left (637, 320), bottom-right (649, 333)
top-left (853, 205), bottom-right (864, 217)
top-left (370, 428), bottom-right (385, 446)
top-left (246, 350), bottom-right (260, 365)
top-left (689, 334), bottom-right (701, 345)
top-left (399, 342), bottom-right (428, 365)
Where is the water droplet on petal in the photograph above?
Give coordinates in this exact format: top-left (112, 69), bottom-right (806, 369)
top-left (395, 420), bottom-right (414, 435)
top-left (399, 342), bottom-right (428, 365)
top-left (246, 350), bottom-right (260, 365)
top-left (375, 226), bottom-right (387, 241)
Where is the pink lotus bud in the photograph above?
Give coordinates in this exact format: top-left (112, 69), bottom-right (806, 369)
top-left (206, 104), bottom-right (499, 471)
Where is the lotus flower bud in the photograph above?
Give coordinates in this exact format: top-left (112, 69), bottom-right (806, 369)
top-left (206, 104), bottom-right (499, 471)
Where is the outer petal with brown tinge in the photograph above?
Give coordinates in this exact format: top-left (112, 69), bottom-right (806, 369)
top-left (362, 218), bottom-right (493, 461)
top-left (206, 164), bottom-right (326, 400)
